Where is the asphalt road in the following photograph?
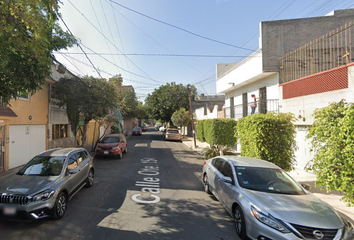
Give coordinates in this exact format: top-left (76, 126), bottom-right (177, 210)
top-left (0, 128), bottom-right (238, 240)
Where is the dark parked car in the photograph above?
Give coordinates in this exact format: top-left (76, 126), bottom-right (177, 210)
top-left (132, 127), bottom-right (142, 136)
top-left (202, 156), bottom-right (354, 240)
top-left (141, 126), bottom-right (147, 132)
top-left (96, 133), bottom-right (127, 159)
top-left (0, 148), bottom-right (94, 220)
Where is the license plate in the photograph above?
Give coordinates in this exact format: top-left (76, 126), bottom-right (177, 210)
top-left (3, 206), bottom-right (16, 216)
top-left (104, 151), bottom-right (109, 154)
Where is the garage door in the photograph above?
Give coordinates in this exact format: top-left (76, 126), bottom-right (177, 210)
top-left (9, 125), bottom-right (46, 169)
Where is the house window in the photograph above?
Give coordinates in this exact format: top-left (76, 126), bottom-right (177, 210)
top-left (242, 93), bottom-right (248, 117)
top-left (230, 97), bottom-right (234, 119)
top-left (18, 93), bottom-right (30, 100)
top-left (259, 87), bottom-right (267, 114)
top-left (52, 124), bottom-right (68, 140)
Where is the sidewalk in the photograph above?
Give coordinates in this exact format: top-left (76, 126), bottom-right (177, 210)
top-left (182, 136), bottom-right (354, 223)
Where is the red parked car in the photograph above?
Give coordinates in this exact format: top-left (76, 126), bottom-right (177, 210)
top-left (96, 133), bottom-right (127, 159)
top-left (132, 127), bottom-right (142, 135)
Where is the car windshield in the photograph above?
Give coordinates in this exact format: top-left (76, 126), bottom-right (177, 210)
top-left (133, 127), bottom-right (141, 130)
top-left (17, 156), bottom-right (66, 176)
top-left (235, 166), bottom-right (305, 195)
top-left (167, 130), bottom-right (179, 133)
top-left (101, 137), bottom-right (120, 143)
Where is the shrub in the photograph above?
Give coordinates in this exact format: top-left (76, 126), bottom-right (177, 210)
top-left (306, 100), bottom-right (354, 206)
top-left (196, 120), bottom-right (206, 142)
top-left (236, 112), bottom-right (296, 171)
top-left (203, 119), bottom-right (237, 147)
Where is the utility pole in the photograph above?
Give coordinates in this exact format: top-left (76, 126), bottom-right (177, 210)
top-left (187, 84), bottom-right (196, 149)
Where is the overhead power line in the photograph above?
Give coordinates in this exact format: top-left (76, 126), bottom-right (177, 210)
top-left (108, 0), bottom-right (256, 52)
top-left (58, 15), bottom-right (103, 79)
top-left (57, 52), bottom-right (258, 58)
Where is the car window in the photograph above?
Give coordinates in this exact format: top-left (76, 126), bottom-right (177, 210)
top-left (212, 158), bottom-right (225, 172)
top-left (235, 166), bottom-right (305, 195)
top-left (17, 156), bottom-right (65, 176)
top-left (77, 150), bottom-right (88, 165)
top-left (221, 163), bottom-right (234, 181)
top-left (67, 154), bottom-right (78, 170)
top-left (101, 137), bottom-right (119, 143)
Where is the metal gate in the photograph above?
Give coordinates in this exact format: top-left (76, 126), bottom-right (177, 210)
top-left (0, 125), bottom-right (5, 171)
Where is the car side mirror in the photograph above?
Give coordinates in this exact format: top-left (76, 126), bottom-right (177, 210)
top-left (301, 183), bottom-right (310, 190)
top-left (68, 169), bottom-right (78, 175)
top-left (222, 176), bottom-right (233, 184)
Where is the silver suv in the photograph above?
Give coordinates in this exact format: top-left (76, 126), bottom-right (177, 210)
top-left (0, 148), bottom-right (94, 220)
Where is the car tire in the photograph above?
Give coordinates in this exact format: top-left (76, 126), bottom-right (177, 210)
top-left (203, 175), bottom-right (211, 194)
top-left (234, 205), bottom-right (247, 239)
top-left (124, 146), bottom-right (128, 153)
top-left (52, 192), bottom-right (67, 220)
top-left (85, 169), bottom-right (94, 188)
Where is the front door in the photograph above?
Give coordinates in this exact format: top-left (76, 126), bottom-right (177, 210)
top-left (0, 125), bottom-right (5, 171)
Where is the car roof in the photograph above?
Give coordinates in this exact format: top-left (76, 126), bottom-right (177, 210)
top-left (216, 156), bottom-right (281, 169)
top-left (38, 148), bottom-right (86, 157)
top-left (104, 134), bottom-right (121, 137)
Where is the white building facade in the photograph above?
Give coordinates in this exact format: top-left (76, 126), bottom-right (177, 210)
top-left (216, 9), bottom-right (354, 170)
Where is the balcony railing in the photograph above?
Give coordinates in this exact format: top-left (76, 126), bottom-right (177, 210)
top-left (279, 21), bottom-right (354, 84)
top-left (225, 99), bottom-right (279, 120)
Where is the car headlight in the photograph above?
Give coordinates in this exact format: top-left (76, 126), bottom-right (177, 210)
top-left (251, 206), bottom-right (290, 233)
top-left (96, 147), bottom-right (101, 150)
top-left (112, 147), bottom-right (118, 150)
top-left (32, 190), bottom-right (55, 202)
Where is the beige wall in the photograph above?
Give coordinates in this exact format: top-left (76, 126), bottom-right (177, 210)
top-left (9, 85), bottom-right (48, 125)
top-left (0, 84), bottom-right (49, 170)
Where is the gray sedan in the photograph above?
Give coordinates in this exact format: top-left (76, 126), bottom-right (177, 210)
top-left (0, 148), bottom-right (94, 220)
top-left (163, 129), bottom-right (182, 142)
top-left (202, 156), bottom-right (354, 240)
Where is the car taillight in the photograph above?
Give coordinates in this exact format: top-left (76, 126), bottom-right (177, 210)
top-left (203, 161), bottom-right (207, 165)
top-left (177, 134), bottom-right (180, 137)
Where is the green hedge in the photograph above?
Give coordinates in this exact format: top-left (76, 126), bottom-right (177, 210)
top-left (197, 119), bottom-right (237, 147)
top-left (196, 120), bottom-right (206, 142)
top-left (236, 112), bottom-right (296, 171)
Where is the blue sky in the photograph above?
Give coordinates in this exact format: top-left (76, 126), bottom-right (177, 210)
top-left (54, 0), bottom-right (354, 101)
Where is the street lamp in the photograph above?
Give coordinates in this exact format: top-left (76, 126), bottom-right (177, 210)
top-left (187, 84), bottom-right (196, 149)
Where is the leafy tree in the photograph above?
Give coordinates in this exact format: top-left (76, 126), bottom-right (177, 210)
top-left (145, 82), bottom-right (196, 123)
top-left (306, 100), bottom-right (354, 205)
top-left (136, 101), bottom-right (150, 121)
top-left (54, 76), bottom-right (118, 146)
top-left (171, 108), bottom-right (190, 136)
top-left (0, 0), bottom-right (76, 104)
top-left (117, 88), bottom-right (138, 117)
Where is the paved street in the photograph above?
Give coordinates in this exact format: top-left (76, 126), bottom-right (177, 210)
top-left (0, 129), bottom-right (238, 240)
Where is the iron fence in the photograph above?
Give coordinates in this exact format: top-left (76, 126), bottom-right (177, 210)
top-left (279, 21), bottom-right (354, 84)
